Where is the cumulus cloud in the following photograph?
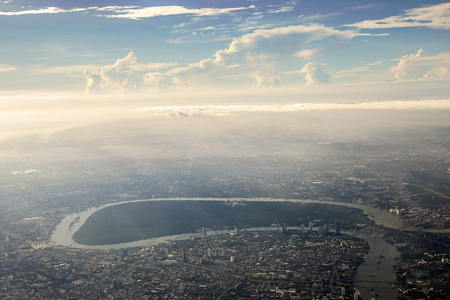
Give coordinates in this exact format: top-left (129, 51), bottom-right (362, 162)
top-left (254, 64), bottom-right (280, 88)
top-left (84, 52), bottom-right (137, 93)
top-left (143, 72), bottom-right (167, 91)
top-left (82, 53), bottom-right (176, 93)
top-left (346, 3), bottom-right (450, 29)
top-left (300, 62), bottom-right (331, 85)
top-left (167, 24), bottom-right (356, 86)
top-left (392, 49), bottom-right (450, 81)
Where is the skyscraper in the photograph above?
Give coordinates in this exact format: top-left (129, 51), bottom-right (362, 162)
top-left (335, 221), bottom-right (341, 235)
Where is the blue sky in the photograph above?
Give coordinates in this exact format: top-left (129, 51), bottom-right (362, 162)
top-left (0, 0), bottom-right (449, 92)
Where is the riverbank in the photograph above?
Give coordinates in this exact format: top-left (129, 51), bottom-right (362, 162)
top-left (51, 197), bottom-right (407, 249)
top-left (50, 198), bottom-right (414, 299)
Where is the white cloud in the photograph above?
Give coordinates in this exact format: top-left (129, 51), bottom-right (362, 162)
top-left (137, 100), bottom-right (450, 117)
top-left (0, 7), bottom-right (89, 16)
top-left (364, 60), bottom-right (384, 66)
top-left (296, 49), bottom-right (319, 59)
top-left (84, 52), bottom-right (137, 93)
top-left (167, 24), bottom-right (356, 86)
top-left (333, 66), bottom-right (369, 79)
top-left (298, 12), bottom-right (341, 22)
top-left (0, 64), bottom-right (15, 72)
top-left (166, 36), bottom-right (231, 45)
top-left (143, 72), bottom-right (168, 92)
top-left (133, 62), bottom-right (178, 72)
top-left (82, 53), bottom-right (177, 93)
top-left (97, 5), bottom-right (253, 20)
top-left (267, 6), bottom-right (295, 14)
top-left (346, 3), bottom-right (450, 29)
top-left (254, 64), bottom-right (280, 88)
top-left (392, 49), bottom-right (450, 81)
top-left (0, 5), bottom-right (253, 20)
top-left (300, 62), bottom-right (331, 85)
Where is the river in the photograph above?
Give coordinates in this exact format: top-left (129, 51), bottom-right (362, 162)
top-left (51, 197), bottom-right (406, 248)
top-left (352, 232), bottom-right (400, 299)
top-left (50, 198), bottom-right (410, 299)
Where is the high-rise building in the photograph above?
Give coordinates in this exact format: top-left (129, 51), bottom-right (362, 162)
top-left (335, 221), bottom-right (341, 235)
top-left (202, 227), bottom-right (207, 238)
top-left (147, 255), bottom-right (154, 266)
top-left (113, 276), bottom-right (124, 290)
top-left (401, 272), bottom-right (408, 290)
top-left (18, 289), bottom-right (26, 300)
top-left (259, 252), bottom-right (265, 260)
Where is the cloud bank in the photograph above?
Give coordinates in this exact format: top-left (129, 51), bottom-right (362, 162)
top-left (137, 100), bottom-right (450, 117)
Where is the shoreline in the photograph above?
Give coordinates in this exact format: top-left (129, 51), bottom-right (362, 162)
top-left (51, 197), bottom-right (408, 249)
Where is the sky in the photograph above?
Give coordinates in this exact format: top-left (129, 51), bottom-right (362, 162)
top-left (0, 0), bottom-right (449, 93)
top-left (0, 0), bottom-right (450, 159)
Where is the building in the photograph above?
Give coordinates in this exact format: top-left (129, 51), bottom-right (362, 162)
top-left (281, 222), bottom-right (287, 234)
top-left (335, 221), bottom-right (341, 235)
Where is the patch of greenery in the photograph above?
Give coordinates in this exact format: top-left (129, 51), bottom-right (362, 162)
top-left (73, 201), bottom-right (368, 245)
